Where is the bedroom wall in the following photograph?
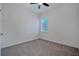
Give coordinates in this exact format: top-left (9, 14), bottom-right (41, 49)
top-left (2, 3), bottom-right (39, 48)
top-left (40, 4), bottom-right (79, 48)
top-left (1, 3), bottom-right (79, 49)
top-left (76, 4), bottom-right (79, 48)
top-left (0, 3), bottom-right (2, 55)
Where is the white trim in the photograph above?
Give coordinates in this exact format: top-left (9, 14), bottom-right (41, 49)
top-left (41, 36), bottom-right (79, 49)
top-left (2, 36), bottom-right (39, 48)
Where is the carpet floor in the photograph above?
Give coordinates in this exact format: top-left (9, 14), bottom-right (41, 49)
top-left (1, 39), bottom-right (79, 56)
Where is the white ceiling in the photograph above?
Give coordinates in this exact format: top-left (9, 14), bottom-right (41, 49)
top-left (28, 3), bottom-right (53, 14)
top-left (24, 3), bottom-right (64, 14)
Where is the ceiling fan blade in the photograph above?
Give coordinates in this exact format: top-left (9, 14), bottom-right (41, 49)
top-left (43, 3), bottom-right (49, 7)
top-left (30, 3), bottom-right (38, 4)
top-left (38, 5), bottom-right (41, 9)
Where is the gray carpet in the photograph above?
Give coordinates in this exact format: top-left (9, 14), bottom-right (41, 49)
top-left (1, 39), bottom-right (79, 56)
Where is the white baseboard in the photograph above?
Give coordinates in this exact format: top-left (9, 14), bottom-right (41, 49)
top-left (41, 36), bottom-right (79, 49)
top-left (2, 35), bottom-right (79, 49)
top-left (2, 36), bottom-right (39, 48)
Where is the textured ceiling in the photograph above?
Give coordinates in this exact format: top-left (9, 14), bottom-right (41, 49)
top-left (21, 3), bottom-right (64, 14)
top-left (29, 3), bottom-right (53, 14)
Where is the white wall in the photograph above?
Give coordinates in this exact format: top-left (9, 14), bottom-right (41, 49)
top-left (1, 3), bottom-right (79, 49)
top-left (2, 3), bottom-right (39, 48)
top-left (0, 3), bottom-right (2, 55)
top-left (76, 4), bottom-right (79, 48)
top-left (40, 4), bottom-right (79, 48)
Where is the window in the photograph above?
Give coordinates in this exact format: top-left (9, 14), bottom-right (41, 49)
top-left (41, 17), bottom-right (48, 32)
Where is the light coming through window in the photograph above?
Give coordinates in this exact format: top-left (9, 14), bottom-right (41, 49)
top-left (41, 17), bottom-right (48, 32)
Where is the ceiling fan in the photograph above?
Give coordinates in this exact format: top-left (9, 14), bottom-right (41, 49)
top-left (30, 3), bottom-right (49, 9)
